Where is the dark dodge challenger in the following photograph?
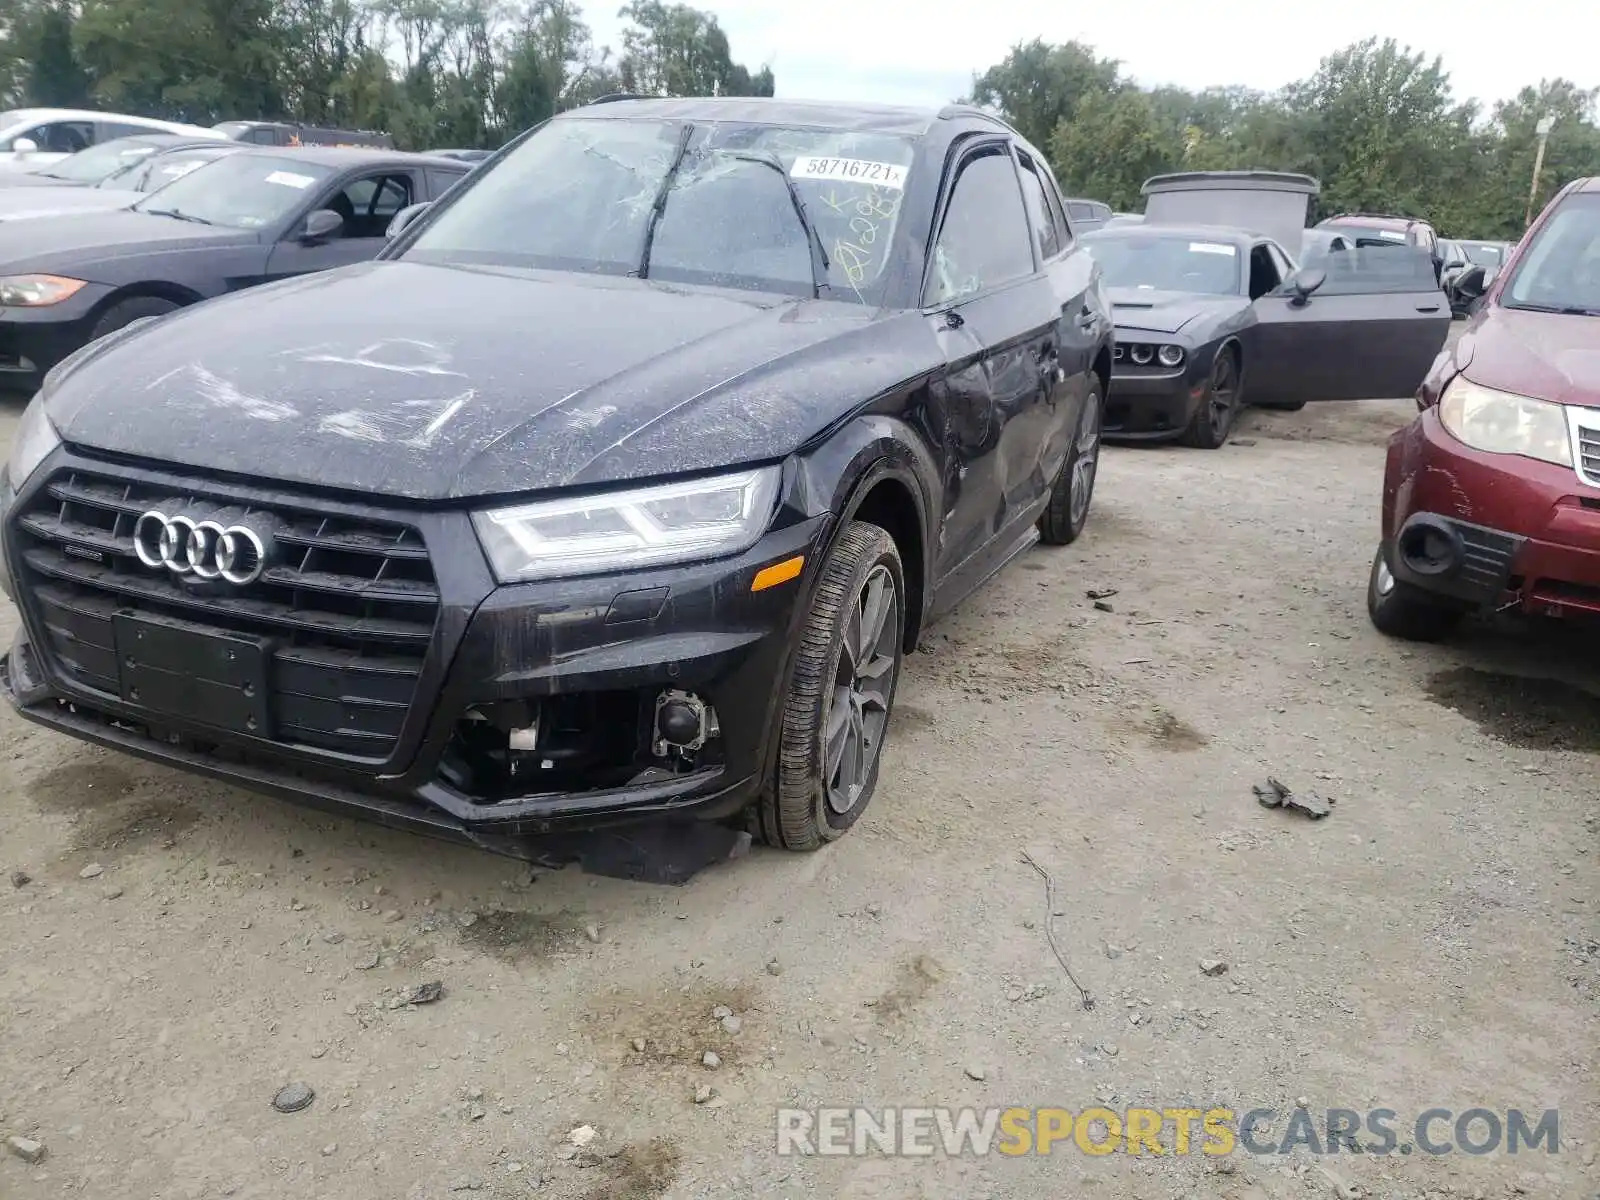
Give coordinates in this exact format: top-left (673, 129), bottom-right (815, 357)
top-left (1081, 223), bottom-right (1452, 447)
top-left (0, 96), bottom-right (1114, 856)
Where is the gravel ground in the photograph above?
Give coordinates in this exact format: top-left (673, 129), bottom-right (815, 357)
top-left (2, 360), bottom-right (1597, 1200)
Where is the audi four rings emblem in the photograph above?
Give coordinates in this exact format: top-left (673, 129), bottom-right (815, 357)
top-left (133, 510), bottom-right (269, 585)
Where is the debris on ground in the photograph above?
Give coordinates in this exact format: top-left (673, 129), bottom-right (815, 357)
top-left (964, 1064), bottom-right (986, 1081)
top-left (765, 958), bottom-right (783, 976)
top-left (1253, 777), bottom-right (1333, 819)
top-left (1199, 958), bottom-right (1229, 976)
top-left (567, 1124), bottom-right (597, 1147)
top-left (719, 1014), bottom-right (743, 1035)
top-left (9, 869), bottom-right (29, 888)
top-left (6, 1135), bottom-right (46, 1163)
top-left (1093, 600), bottom-right (1115, 613)
top-left (271, 1082), bottom-right (315, 1113)
top-left (701, 1051), bottom-right (722, 1069)
top-left (583, 923), bottom-right (601, 943)
top-left (1087, 587), bottom-right (1118, 600)
top-left (1019, 848), bottom-right (1095, 1010)
top-left (78, 863), bottom-right (104, 879)
top-left (402, 980), bottom-right (444, 1006)
top-left (693, 1084), bottom-right (716, 1104)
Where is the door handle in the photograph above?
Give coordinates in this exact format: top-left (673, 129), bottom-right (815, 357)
top-left (1415, 304), bottom-right (1441, 312)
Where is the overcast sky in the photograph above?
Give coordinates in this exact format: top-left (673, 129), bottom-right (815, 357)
top-left (588, 0), bottom-right (1585, 114)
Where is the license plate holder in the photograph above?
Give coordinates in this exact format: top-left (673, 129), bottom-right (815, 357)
top-left (113, 611), bottom-right (272, 738)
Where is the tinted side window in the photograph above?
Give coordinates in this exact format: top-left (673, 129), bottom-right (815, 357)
top-left (250, 127), bottom-right (280, 145)
top-left (100, 121), bottom-right (154, 141)
top-left (426, 168), bottom-right (467, 198)
top-left (925, 145), bottom-right (1034, 305)
top-left (1069, 202), bottom-right (1097, 220)
top-left (1266, 242), bottom-right (1295, 280)
top-left (1015, 151), bottom-right (1063, 260)
top-left (327, 172), bottom-right (415, 237)
top-left (16, 120), bottom-right (92, 153)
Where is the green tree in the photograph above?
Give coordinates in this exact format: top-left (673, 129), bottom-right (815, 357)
top-left (616, 0), bottom-right (770, 97)
top-left (1049, 86), bottom-right (1180, 209)
top-left (967, 39), bottom-right (1119, 154)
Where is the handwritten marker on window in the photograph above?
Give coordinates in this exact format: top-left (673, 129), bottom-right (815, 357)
top-left (752, 555), bottom-right (805, 592)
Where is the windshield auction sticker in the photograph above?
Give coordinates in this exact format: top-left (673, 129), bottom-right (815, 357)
top-left (1189, 242), bottom-right (1237, 255)
top-left (790, 157), bottom-right (908, 190)
top-left (264, 171), bottom-right (315, 189)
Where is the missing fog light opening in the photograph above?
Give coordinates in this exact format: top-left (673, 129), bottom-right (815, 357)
top-left (654, 688), bottom-right (720, 757)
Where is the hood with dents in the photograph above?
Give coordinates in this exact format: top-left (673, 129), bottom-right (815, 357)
top-left (0, 186), bottom-right (140, 222)
top-left (1107, 287), bottom-right (1244, 336)
top-left (1459, 306), bottom-right (1600, 407)
top-left (44, 260), bottom-right (933, 502)
top-left (0, 209), bottom-right (250, 272)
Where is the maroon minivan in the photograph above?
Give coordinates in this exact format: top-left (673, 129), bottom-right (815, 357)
top-left (1370, 176), bottom-right (1600, 639)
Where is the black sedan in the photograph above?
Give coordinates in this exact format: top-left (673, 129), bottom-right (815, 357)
top-left (0, 133), bottom-right (229, 189)
top-left (1081, 223), bottom-right (1451, 446)
top-left (0, 96), bottom-right (1114, 858)
top-left (0, 147), bottom-right (471, 392)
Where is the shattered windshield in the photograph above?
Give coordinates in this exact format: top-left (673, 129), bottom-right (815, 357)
top-left (1082, 232), bottom-right (1242, 295)
top-left (1504, 192), bottom-right (1600, 316)
top-left (401, 116), bottom-right (917, 301)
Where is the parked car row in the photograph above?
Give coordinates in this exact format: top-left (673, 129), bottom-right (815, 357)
top-left (0, 144), bottom-right (473, 390)
top-left (0, 95), bottom-right (1582, 868)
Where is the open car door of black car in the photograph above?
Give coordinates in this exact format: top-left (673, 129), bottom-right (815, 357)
top-left (1247, 245), bottom-right (1450, 405)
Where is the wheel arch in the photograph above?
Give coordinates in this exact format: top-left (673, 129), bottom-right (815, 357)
top-left (88, 281), bottom-right (204, 323)
top-left (840, 470), bottom-right (927, 652)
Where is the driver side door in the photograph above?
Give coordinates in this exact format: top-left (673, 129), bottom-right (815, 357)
top-left (1246, 242), bottom-right (1451, 406)
top-left (263, 170), bottom-right (417, 282)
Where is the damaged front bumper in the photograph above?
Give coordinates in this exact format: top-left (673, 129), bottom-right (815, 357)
top-left (1, 450), bottom-right (831, 852)
top-left (1383, 409), bottom-right (1600, 617)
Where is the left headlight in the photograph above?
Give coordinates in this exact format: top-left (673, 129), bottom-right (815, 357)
top-left (1437, 375), bottom-right (1572, 467)
top-left (473, 465), bottom-right (782, 584)
top-left (0, 274), bottom-right (87, 307)
top-left (6, 394), bottom-right (61, 489)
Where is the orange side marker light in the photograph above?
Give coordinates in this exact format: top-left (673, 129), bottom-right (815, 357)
top-left (751, 555), bottom-right (804, 592)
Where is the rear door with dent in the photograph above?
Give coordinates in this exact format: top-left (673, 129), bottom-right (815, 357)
top-left (1246, 243), bottom-right (1451, 406)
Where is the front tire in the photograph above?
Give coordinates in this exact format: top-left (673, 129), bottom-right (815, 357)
top-left (1037, 380), bottom-right (1103, 546)
top-left (90, 296), bottom-right (179, 342)
top-left (1366, 546), bottom-right (1464, 641)
top-left (760, 521), bottom-right (906, 851)
top-left (1180, 347), bottom-right (1241, 448)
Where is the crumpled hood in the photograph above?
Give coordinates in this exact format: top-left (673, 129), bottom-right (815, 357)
top-left (0, 187), bottom-right (139, 221)
top-left (45, 260), bottom-right (925, 502)
top-left (1459, 306), bottom-right (1600, 407)
top-left (1107, 287), bottom-right (1241, 336)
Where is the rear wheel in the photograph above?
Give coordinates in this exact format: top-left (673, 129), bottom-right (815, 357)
top-left (1180, 347), bottom-right (1241, 448)
top-left (760, 521), bottom-right (906, 851)
top-left (90, 296), bottom-right (179, 342)
top-left (1366, 546), bottom-right (1464, 641)
top-left (1037, 380), bottom-right (1102, 546)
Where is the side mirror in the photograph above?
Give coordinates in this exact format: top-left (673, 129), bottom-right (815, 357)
top-left (386, 201), bottom-right (431, 239)
top-left (300, 208), bottom-right (343, 243)
top-left (1453, 265), bottom-right (1487, 299)
top-left (12, 136), bottom-right (37, 157)
top-left (1288, 266), bottom-right (1326, 301)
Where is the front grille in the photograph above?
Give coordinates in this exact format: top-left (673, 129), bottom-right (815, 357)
top-left (11, 468), bottom-right (439, 761)
top-left (1575, 421), bottom-right (1600, 489)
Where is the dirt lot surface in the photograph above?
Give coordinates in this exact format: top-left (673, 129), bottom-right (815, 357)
top-left (2, 370), bottom-right (1596, 1199)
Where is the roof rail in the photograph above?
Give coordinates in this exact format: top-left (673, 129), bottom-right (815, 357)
top-left (587, 93), bottom-right (653, 105)
top-left (936, 103), bottom-right (1018, 133)
top-left (1334, 211), bottom-right (1422, 222)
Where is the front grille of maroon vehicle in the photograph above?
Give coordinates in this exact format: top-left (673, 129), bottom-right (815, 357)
top-left (9, 467), bottom-right (439, 762)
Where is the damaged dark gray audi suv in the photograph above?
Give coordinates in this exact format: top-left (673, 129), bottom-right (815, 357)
top-left (0, 96), bottom-right (1113, 857)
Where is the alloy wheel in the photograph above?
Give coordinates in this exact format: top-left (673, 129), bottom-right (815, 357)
top-left (823, 564), bottom-right (901, 815)
top-left (1068, 396), bottom-right (1102, 529)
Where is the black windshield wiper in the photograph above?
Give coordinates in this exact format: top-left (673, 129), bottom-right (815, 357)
top-left (1507, 300), bottom-right (1600, 316)
top-left (142, 207), bottom-right (214, 225)
top-left (719, 150), bottom-right (832, 298)
top-left (634, 126), bottom-right (693, 281)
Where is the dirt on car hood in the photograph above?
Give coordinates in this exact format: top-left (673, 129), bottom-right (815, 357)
top-left (42, 260), bottom-right (930, 501)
